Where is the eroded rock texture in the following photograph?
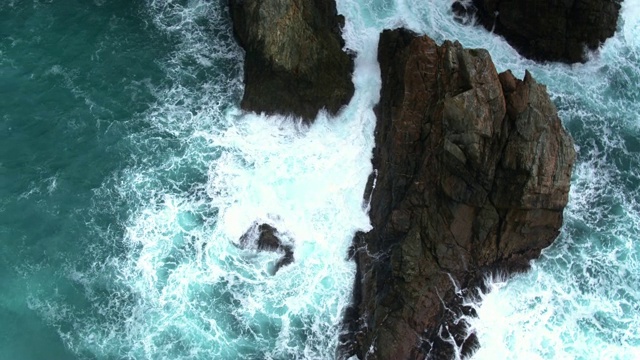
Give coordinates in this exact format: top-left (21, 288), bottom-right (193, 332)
top-left (453, 0), bottom-right (621, 63)
top-left (341, 29), bottom-right (575, 359)
top-left (229, 0), bottom-right (354, 121)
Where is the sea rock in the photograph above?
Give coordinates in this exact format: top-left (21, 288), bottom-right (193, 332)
top-left (239, 223), bottom-right (294, 274)
top-left (452, 0), bottom-right (621, 63)
top-left (340, 29), bottom-right (575, 359)
top-left (228, 0), bottom-right (355, 121)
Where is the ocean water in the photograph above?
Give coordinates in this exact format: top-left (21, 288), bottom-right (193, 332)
top-left (0, 0), bottom-right (638, 359)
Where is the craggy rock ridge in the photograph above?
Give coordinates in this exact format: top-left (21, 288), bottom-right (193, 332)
top-left (228, 0), bottom-right (354, 121)
top-left (341, 29), bottom-right (576, 359)
top-left (452, 0), bottom-right (621, 63)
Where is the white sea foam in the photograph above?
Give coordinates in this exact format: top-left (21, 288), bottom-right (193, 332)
top-left (30, 0), bottom-right (384, 358)
top-left (29, 0), bottom-right (640, 358)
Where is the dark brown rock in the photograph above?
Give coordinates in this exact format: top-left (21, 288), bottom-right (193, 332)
top-left (239, 223), bottom-right (294, 274)
top-left (228, 0), bottom-right (354, 121)
top-left (453, 0), bottom-right (621, 63)
top-left (340, 29), bottom-right (575, 359)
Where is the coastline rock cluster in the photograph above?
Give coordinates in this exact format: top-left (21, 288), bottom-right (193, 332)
top-left (341, 28), bottom-right (575, 359)
top-left (229, 0), bottom-right (354, 121)
top-left (224, 0), bottom-right (606, 358)
top-left (453, 0), bottom-right (621, 63)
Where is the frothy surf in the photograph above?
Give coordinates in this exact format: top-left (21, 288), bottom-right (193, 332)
top-left (23, 0), bottom-right (640, 358)
top-left (29, 0), bottom-right (382, 358)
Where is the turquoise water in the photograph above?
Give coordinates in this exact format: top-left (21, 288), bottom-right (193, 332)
top-left (1, 0), bottom-right (639, 359)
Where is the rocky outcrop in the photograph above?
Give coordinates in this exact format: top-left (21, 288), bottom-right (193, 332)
top-left (239, 223), bottom-right (294, 274)
top-left (453, 0), bottom-right (621, 63)
top-left (228, 0), bottom-right (354, 121)
top-left (340, 29), bottom-right (575, 359)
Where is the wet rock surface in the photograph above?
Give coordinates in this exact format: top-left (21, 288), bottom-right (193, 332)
top-left (228, 0), bottom-right (354, 121)
top-left (340, 29), bottom-right (576, 359)
top-left (453, 0), bottom-right (621, 63)
top-left (239, 223), bottom-right (294, 274)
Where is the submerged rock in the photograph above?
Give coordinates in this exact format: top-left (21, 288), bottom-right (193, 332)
top-left (239, 223), bottom-right (294, 274)
top-left (341, 29), bottom-right (575, 359)
top-left (452, 0), bottom-right (621, 63)
top-left (228, 0), bottom-right (354, 121)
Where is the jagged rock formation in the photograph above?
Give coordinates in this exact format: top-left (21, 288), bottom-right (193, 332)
top-left (228, 0), bottom-right (354, 121)
top-left (452, 0), bottom-right (621, 63)
top-left (239, 223), bottom-right (294, 274)
top-left (341, 29), bottom-right (575, 359)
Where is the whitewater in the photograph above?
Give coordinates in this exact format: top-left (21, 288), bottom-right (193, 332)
top-left (1, 0), bottom-right (639, 359)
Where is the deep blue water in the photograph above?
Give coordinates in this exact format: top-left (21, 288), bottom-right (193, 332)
top-left (1, 0), bottom-right (639, 359)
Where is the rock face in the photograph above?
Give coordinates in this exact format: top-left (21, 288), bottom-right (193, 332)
top-left (453, 0), bottom-right (621, 63)
top-left (228, 0), bottom-right (354, 121)
top-left (341, 29), bottom-right (575, 359)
